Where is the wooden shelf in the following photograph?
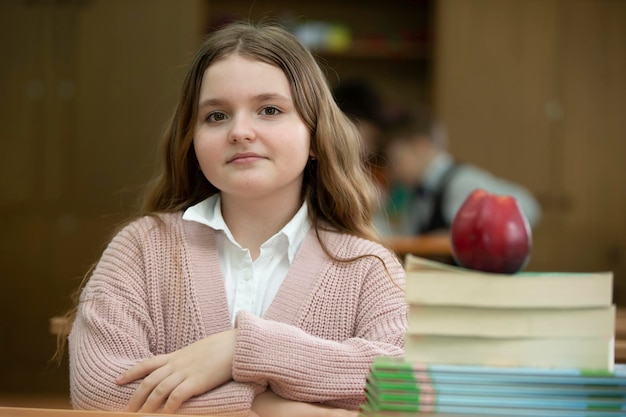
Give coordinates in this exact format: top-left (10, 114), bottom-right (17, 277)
top-left (317, 41), bottom-right (430, 61)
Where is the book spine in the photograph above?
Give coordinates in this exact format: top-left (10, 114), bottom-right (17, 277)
top-left (403, 336), bottom-right (613, 370)
top-left (369, 379), bottom-right (626, 397)
top-left (370, 391), bottom-right (626, 410)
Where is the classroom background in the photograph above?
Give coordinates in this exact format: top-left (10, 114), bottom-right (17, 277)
top-left (1, 0), bottom-right (625, 407)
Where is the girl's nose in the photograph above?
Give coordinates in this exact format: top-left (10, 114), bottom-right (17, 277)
top-left (228, 113), bottom-right (256, 143)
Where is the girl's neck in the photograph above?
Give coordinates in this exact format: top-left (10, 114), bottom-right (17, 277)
top-left (220, 193), bottom-right (303, 259)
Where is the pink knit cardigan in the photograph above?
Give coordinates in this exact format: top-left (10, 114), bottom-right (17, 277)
top-left (69, 212), bottom-right (407, 415)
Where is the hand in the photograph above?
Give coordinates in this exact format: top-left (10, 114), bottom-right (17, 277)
top-left (252, 390), bottom-right (358, 417)
top-left (116, 329), bottom-right (237, 413)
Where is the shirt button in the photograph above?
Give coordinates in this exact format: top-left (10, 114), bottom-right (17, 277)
top-left (242, 269), bottom-right (252, 281)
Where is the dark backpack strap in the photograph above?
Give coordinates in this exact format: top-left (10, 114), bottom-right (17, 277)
top-left (417, 162), bottom-right (462, 234)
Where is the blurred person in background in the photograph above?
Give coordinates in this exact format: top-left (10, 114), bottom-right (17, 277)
top-left (333, 79), bottom-right (395, 235)
top-left (384, 106), bottom-right (541, 236)
top-left (333, 78), bottom-right (390, 187)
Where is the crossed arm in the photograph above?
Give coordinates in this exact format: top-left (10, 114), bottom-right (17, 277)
top-left (115, 309), bottom-right (403, 415)
top-left (71, 306), bottom-right (363, 416)
top-left (117, 329), bottom-right (358, 416)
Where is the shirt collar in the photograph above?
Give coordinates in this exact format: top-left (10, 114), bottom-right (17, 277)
top-left (182, 194), bottom-right (310, 263)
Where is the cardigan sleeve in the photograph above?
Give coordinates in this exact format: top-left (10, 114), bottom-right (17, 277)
top-left (231, 249), bottom-right (408, 410)
top-left (70, 298), bottom-right (261, 415)
top-left (68, 220), bottom-right (262, 416)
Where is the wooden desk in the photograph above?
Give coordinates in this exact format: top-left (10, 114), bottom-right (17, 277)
top-left (385, 234), bottom-right (453, 261)
top-left (0, 407), bottom-right (224, 417)
top-left (0, 407), bottom-right (449, 417)
top-left (385, 234), bottom-right (452, 257)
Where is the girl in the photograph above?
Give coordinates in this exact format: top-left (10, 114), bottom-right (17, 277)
top-left (67, 21), bottom-right (407, 416)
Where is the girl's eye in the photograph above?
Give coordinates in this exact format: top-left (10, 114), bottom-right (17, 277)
top-left (207, 112), bottom-right (227, 122)
top-left (261, 106), bottom-right (281, 116)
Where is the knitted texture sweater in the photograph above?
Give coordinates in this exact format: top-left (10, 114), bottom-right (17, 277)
top-left (69, 212), bottom-right (408, 415)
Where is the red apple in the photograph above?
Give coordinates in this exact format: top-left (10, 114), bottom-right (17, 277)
top-left (451, 189), bottom-right (532, 274)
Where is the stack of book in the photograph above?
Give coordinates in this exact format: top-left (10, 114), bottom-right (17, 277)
top-left (403, 255), bottom-right (615, 370)
top-left (360, 356), bottom-right (626, 416)
top-left (359, 255), bottom-right (617, 416)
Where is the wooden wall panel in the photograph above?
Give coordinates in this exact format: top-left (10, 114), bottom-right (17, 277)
top-left (0, 0), bottom-right (203, 395)
top-left (0, 2), bottom-right (46, 206)
top-left (555, 0), bottom-right (626, 300)
top-left (558, 1), bottom-right (626, 234)
top-left (72, 0), bottom-right (203, 214)
top-left (433, 0), bottom-right (559, 194)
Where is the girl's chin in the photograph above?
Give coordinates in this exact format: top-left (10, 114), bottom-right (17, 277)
top-left (220, 182), bottom-right (271, 196)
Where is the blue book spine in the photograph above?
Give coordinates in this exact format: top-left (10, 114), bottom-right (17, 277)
top-left (371, 357), bottom-right (626, 386)
top-left (371, 379), bottom-right (626, 398)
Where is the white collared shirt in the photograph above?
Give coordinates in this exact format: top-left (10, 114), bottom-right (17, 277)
top-left (182, 194), bottom-right (310, 324)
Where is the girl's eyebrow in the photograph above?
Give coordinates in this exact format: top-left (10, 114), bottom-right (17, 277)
top-left (198, 93), bottom-right (292, 109)
top-left (198, 98), bottom-right (223, 109)
top-left (253, 93), bottom-right (291, 103)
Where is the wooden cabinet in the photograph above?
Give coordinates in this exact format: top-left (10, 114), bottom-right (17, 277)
top-left (433, 0), bottom-right (626, 302)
